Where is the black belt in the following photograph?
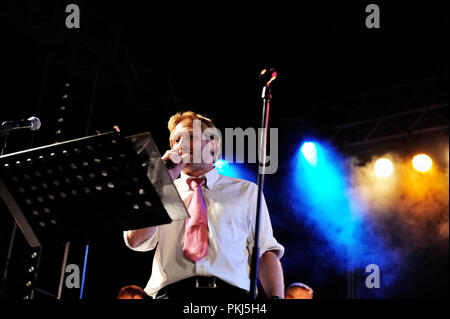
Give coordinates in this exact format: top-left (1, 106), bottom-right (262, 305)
top-left (156, 276), bottom-right (249, 299)
top-left (173, 276), bottom-right (234, 289)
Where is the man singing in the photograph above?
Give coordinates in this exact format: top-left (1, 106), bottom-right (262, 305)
top-left (124, 111), bottom-right (284, 300)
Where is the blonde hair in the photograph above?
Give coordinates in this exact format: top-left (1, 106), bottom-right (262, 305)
top-left (167, 111), bottom-right (221, 160)
top-left (287, 282), bottom-right (314, 294)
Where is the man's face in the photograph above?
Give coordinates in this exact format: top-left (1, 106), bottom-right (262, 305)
top-left (170, 118), bottom-right (215, 168)
top-left (285, 287), bottom-right (313, 299)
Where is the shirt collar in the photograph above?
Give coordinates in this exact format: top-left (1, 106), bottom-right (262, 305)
top-left (178, 167), bottom-right (220, 191)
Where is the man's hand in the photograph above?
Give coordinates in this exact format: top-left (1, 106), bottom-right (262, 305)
top-left (161, 149), bottom-right (187, 181)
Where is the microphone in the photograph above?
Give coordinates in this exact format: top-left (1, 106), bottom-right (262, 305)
top-left (1, 116), bottom-right (41, 132)
top-left (164, 151), bottom-right (182, 169)
top-left (163, 147), bottom-right (185, 170)
top-left (165, 159), bottom-right (177, 169)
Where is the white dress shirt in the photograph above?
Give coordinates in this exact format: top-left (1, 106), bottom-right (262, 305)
top-left (123, 168), bottom-right (284, 298)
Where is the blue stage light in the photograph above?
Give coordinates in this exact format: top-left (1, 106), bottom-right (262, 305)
top-left (292, 141), bottom-right (360, 266)
top-left (214, 159), bottom-right (256, 183)
top-left (214, 159), bottom-right (229, 171)
top-left (301, 142), bottom-right (318, 166)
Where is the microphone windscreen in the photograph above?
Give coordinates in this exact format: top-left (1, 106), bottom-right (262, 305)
top-left (28, 116), bottom-right (41, 131)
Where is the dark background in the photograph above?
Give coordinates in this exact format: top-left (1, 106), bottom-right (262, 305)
top-left (0, 1), bottom-right (448, 300)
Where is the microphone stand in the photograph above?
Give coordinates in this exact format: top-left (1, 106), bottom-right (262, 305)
top-left (249, 68), bottom-right (277, 299)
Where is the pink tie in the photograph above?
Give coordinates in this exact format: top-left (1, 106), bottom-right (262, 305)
top-left (183, 177), bottom-right (208, 262)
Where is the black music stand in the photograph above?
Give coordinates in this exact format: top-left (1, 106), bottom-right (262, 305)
top-left (0, 131), bottom-right (188, 298)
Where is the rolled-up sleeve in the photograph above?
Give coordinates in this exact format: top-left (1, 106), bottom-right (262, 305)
top-left (247, 185), bottom-right (285, 260)
top-left (123, 227), bottom-right (160, 252)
